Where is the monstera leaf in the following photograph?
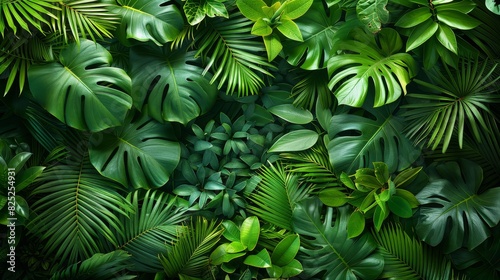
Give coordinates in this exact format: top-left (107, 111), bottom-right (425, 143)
top-left (89, 109), bottom-right (180, 189)
top-left (292, 198), bottom-right (384, 279)
top-left (416, 159), bottom-right (500, 253)
top-left (327, 27), bottom-right (417, 107)
top-left (112, 0), bottom-right (183, 46)
top-left (130, 43), bottom-right (218, 125)
top-left (28, 40), bottom-right (132, 132)
top-left (356, 0), bottom-right (389, 33)
top-left (283, 0), bottom-right (343, 70)
top-left (327, 103), bottom-right (420, 174)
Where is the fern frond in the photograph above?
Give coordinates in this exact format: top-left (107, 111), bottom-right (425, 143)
top-left (373, 223), bottom-right (468, 280)
top-left (194, 11), bottom-right (274, 96)
top-left (247, 163), bottom-right (310, 231)
top-left (160, 217), bottom-right (223, 279)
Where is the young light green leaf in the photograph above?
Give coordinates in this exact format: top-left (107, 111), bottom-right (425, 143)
top-left (276, 17), bottom-right (303, 41)
top-left (263, 33), bottom-right (283, 61)
top-left (373, 162), bottom-right (389, 184)
top-left (406, 18), bottom-right (438, 51)
top-left (222, 220), bottom-right (241, 242)
top-left (252, 18), bottom-right (273, 36)
top-left (347, 211), bottom-right (366, 238)
top-left (236, 0), bottom-right (268, 21)
top-left (268, 129), bottom-right (319, 152)
top-left (283, 0), bottom-right (313, 19)
top-left (340, 172), bottom-right (356, 190)
top-left (281, 259), bottom-right (303, 277)
top-left (268, 104), bottom-right (313, 124)
top-left (240, 216), bottom-right (260, 251)
top-left (244, 248), bottom-right (272, 268)
top-left (387, 195), bottom-right (413, 218)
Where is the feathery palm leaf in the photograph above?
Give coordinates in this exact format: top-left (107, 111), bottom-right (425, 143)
top-left (51, 0), bottom-right (120, 44)
top-left (0, 31), bottom-right (63, 95)
top-left (160, 217), bottom-right (223, 279)
top-left (247, 163), bottom-right (310, 231)
top-left (280, 140), bottom-right (338, 190)
top-left (372, 223), bottom-right (465, 280)
top-left (50, 250), bottom-right (133, 280)
top-left (112, 190), bottom-right (188, 273)
top-left (194, 11), bottom-right (274, 96)
top-left (402, 57), bottom-right (500, 153)
top-left (28, 141), bottom-right (132, 266)
top-left (0, 0), bottom-right (59, 35)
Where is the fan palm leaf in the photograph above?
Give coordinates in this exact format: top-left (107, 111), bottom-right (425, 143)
top-left (51, 0), bottom-right (120, 44)
top-left (372, 223), bottom-right (467, 280)
top-left (112, 190), bottom-right (188, 273)
top-left (28, 141), bottom-right (132, 266)
top-left (247, 163), bottom-right (310, 231)
top-left (50, 250), bottom-right (133, 280)
top-left (194, 11), bottom-right (274, 96)
top-left (402, 57), bottom-right (500, 153)
top-left (160, 217), bottom-right (223, 279)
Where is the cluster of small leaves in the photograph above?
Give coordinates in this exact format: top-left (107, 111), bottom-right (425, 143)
top-left (319, 162), bottom-right (421, 237)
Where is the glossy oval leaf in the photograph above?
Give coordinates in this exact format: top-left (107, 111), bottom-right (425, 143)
top-left (28, 40), bottom-right (132, 132)
top-left (395, 7), bottom-right (431, 28)
top-left (281, 259), bottom-right (304, 278)
top-left (240, 216), bottom-right (260, 251)
top-left (387, 195), bottom-right (413, 218)
top-left (269, 129), bottom-right (319, 153)
top-left (243, 248), bottom-right (272, 268)
top-left (112, 0), bottom-right (183, 46)
top-left (89, 109), bottom-right (180, 189)
top-left (347, 211), bottom-right (366, 238)
top-left (130, 43), bottom-right (218, 125)
top-left (268, 104), bottom-right (313, 124)
top-left (271, 234), bottom-right (300, 266)
top-left (15, 166), bottom-right (46, 192)
top-left (319, 188), bottom-right (349, 207)
top-left (284, 0), bottom-right (313, 19)
top-left (436, 10), bottom-right (480, 30)
top-left (406, 18), bottom-right (438, 51)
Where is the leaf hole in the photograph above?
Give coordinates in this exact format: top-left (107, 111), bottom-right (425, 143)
top-left (101, 146), bottom-right (119, 172)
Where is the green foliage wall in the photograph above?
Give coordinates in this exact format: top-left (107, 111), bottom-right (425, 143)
top-left (0, 0), bottom-right (499, 279)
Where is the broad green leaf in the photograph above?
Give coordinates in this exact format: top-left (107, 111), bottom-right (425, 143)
top-left (263, 33), bottom-right (283, 61)
top-left (205, 0), bottom-right (229, 18)
top-left (328, 28), bottom-right (416, 107)
top-left (283, 0), bottom-right (313, 19)
top-left (276, 17), bottom-right (303, 41)
top-left (210, 243), bottom-right (246, 265)
top-left (15, 195), bottom-right (29, 219)
top-left (387, 195), bottom-right (413, 218)
top-left (268, 104), bottom-right (313, 124)
top-left (283, 0), bottom-right (344, 70)
top-left (269, 129), bottom-right (319, 153)
top-left (112, 0), bottom-right (183, 46)
top-left (271, 234), bottom-right (300, 266)
top-left (8, 152), bottom-right (31, 173)
top-left (347, 211), bottom-right (366, 238)
top-left (15, 166), bottom-right (45, 192)
top-left (183, 0), bottom-right (207, 25)
top-left (373, 204), bottom-right (387, 231)
top-left (435, 0), bottom-right (476, 13)
top-left (89, 110), bottom-right (180, 189)
top-left (251, 18), bottom-right (273, 36)
top-left (406, 18), bottom-right (438, 51)
top-left (222, 220), bottom-right (241, 242)
top-left (340, 172), bottom-right (356, 190)
top-left (292, 198), bottom-right (384, 279)
top-left (130, 43), bottom-right (217, 125)
top-left (236, 0), bottom-right (267, 20)
top-left (319, 188), bottom-right (348, 207)
top-left (416, 160), bottom-right (500, 253)
top-left (328, 104), bottom-right (420, 174)
top-left (240, 216), bottom-right (260, 251)
top-left (373, 162), bottom-right (389, 184)
top-left (356, 0), bottom-right (389, 32)
top-left (28, 40), bottom-right (132, 132)
top-left (395, 189), bottom-right (419, 208)
top-left (243, 248), bottom-right (272, 268)
top-left (436, 10), bottom-right (480, 30)
top-left (395, 7), bottom-right (431, 28)
top-left (393, 167), bottom-right (422, 187)
top-left (226, 241), bottom-right (247, 253)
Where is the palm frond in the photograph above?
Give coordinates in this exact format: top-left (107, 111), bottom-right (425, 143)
top-left (50, 250), bottom-right (133, 280)
top-left (291, 69), bottom-right (332, 110)
top-left (280, 140), bottom-right (338, 190)
top-left (171, 24), bottom-right (195, 50)
top-left (28, 141), bottom-right (132, 266)
top-left (402, 57), bottom-right (500, 153)
top-left (0, 0), bottom-right (59, 36)
top-left (160, 217), bottom-right (223, 279)
top-left (1, 31), bottom-right (63, 95)
top-left (247, 163), bottom-right (310, 231)
top-left (51, 0), bottom-right (120, 43)
top-left (194, 11), bottom-right (274, 96)
top-left (372, 223), bottom-right (467, 280)
top-left (112, 190), bottom-right (188, 273)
